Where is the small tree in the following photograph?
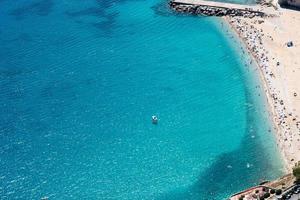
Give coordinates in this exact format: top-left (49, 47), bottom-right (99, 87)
top-left (270, 189), bottom-right (275, 194)
top-left (295, 178), bottom-right (300, 184)
top-left (275, 189), bottom-right (282, 195)
top-left (264, 192), bottom-right (270, 198)
top-left (293, 162), bottom-right (300, 181)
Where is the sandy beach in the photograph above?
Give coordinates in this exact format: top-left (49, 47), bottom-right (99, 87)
top-left (224, 3), bottom-right (300, 171)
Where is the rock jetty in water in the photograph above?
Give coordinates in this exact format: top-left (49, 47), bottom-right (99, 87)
top-left (169, 1), bottom-right (266, 18)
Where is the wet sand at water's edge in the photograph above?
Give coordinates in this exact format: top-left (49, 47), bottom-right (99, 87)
top-left (224, 2), bottom-right (300, 171)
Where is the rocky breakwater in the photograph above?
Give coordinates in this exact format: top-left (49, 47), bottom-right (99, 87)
top-left (169, 1), bottom-right (266, 18)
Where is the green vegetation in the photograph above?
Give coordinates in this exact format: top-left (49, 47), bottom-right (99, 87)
top-left (270, 189), bottom-right (275, 194)
top-left (275, 189), bottom-right (282, 195)
top-left (293, 162), bottom-right (300, 181)
top-left (263, 192), bottom-right (270, 198)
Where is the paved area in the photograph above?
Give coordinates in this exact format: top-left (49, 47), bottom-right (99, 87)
top-left (290, 193), bottom-right (300, 200)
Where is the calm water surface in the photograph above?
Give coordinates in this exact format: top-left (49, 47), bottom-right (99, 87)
top-left (0, 0), bottom-right (282, 199)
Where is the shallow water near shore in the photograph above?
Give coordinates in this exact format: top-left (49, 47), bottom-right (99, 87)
top-left (0, 0), bottom-right (282, 199)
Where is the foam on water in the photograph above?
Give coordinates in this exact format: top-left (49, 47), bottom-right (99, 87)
top-left (0, 0), bottom-right (282, 199)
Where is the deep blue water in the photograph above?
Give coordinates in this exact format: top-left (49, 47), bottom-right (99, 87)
top-left (0, 0), bottom-right (283, 199)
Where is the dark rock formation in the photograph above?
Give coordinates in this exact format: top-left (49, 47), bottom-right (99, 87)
top-left (169, 1), bottom-right (266, 18)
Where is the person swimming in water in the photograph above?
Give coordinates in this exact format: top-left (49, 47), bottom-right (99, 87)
top-left (152, 115), bottom-right (158, 124)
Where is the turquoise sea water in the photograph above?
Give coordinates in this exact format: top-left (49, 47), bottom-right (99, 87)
top-left (0, 0), bottom-right (283, 199)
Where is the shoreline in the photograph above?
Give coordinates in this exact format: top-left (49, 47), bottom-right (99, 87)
top-left (222, 4), bottom-right (300, 172)
top-left (223, 16), bottom-right (290, 172)
top-left (169, 0), bottom-right (300, 173)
